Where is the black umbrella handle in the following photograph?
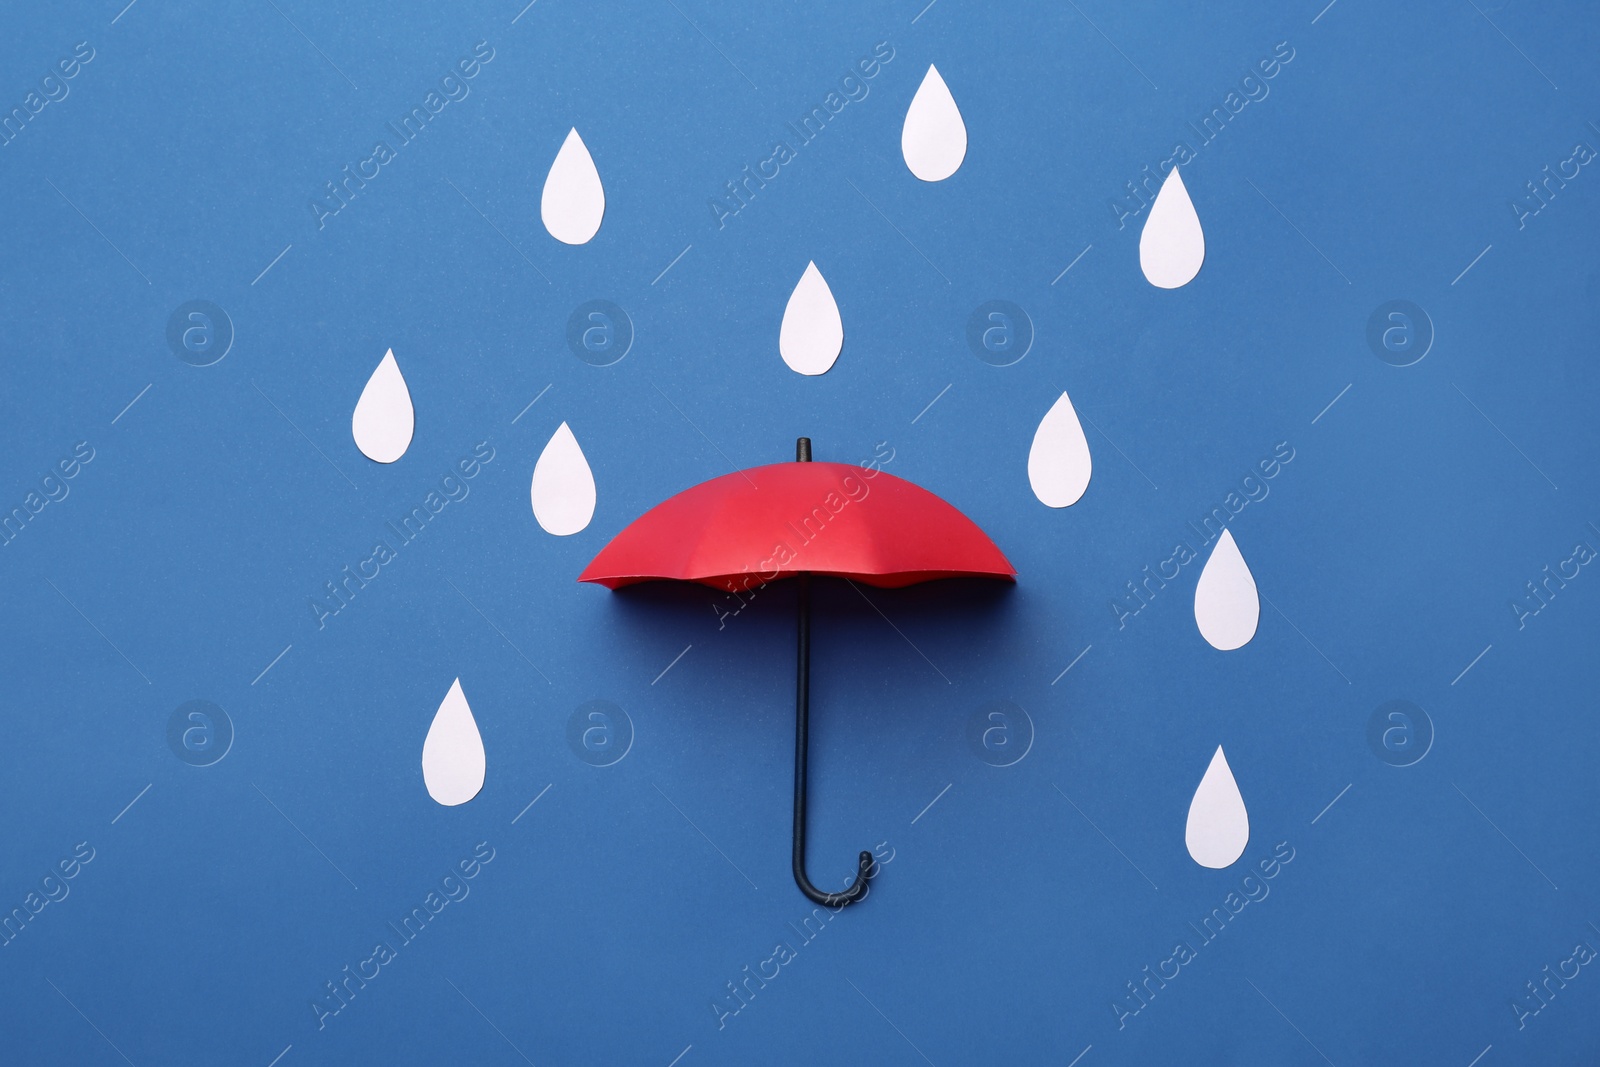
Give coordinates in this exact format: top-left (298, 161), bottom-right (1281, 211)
top-left (792, 437), bottom-right (873, 908)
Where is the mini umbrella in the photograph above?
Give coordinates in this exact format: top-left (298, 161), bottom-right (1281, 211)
top-left (580, 438), bottom-right (1015, 907)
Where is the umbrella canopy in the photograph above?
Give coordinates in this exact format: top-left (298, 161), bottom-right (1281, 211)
top-left (578, 460), bottom-right (1015, 590)
top-left (580, 439), bottom-right (1014, 908)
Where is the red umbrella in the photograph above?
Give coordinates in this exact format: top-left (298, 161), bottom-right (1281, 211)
top-left (580, 438), bottom-right (1015, 906)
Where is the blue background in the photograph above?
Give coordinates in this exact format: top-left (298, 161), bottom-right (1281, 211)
top-left (2, 0), bottom-right (1598, 1063)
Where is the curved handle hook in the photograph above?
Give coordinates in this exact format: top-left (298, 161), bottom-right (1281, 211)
top-left (791, 445), bottom-right (874, 908)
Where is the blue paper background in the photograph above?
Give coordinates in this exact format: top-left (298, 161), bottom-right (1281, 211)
top-left (2, 0), bottom-right (1598, 1063)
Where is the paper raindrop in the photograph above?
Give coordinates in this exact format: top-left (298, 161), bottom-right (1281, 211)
top-left (1185, 745), bottom-right (1249, 868)
top-left (901, 65), bottom-right (967, 182)
top-left (541, 128), bottom-right (605, 245)
top-left (778, 262), bottom-right (844, 376)
top-left (351, 349), bottom-right (414, 464)
top-left (1193, 528), bottom-right (1259, 651)
top-left (1139, 168), bottom-right (1204, 289)
top-left (422, 678), bottom-right (485, 807)
top-left (531, 421), bottom-right (596, 535)
top-left (1027, 391), bottom-right (1092, 507)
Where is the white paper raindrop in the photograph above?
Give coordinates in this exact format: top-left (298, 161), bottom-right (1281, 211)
top-left (1139, 168), bottom-right (1204, 289)
top-left (422, 678), bottom-right (485, 807)
top-left (1028, 391), bottom-right (1092, 507)
top-left (541, 128), bottom-right (605, 245)
top-left (531, 421), bottom-right (595, 536)
top-left (1193, 528), bottom-right (1259, 651)
top-left (1185, 745), bottom-right (1249, 868)
top-left (778, 262), bottom-right (844, 376)
top-left (901, 65), bottom-right (967, 182)
top-left (351, 349), bottom-right (414, 464)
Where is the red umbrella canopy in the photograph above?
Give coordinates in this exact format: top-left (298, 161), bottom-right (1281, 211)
top-left (579, 460), bottom-right (1015, 591)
